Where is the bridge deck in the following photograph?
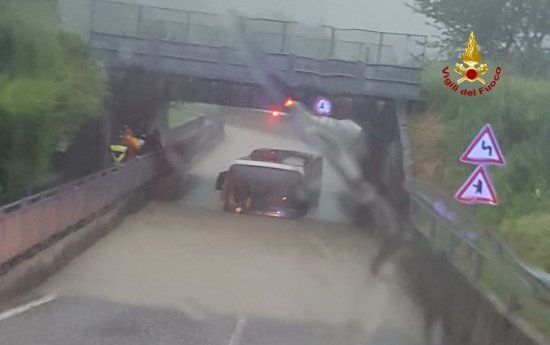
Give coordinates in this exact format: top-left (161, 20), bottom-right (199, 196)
top-left (87, 0), bottom-right (425, 100)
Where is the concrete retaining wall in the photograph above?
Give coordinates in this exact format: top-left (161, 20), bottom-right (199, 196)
top-left (0, 182), bottom-right (151, 304)
top-left (0, 117), bottom-right (223, 305)
top-left (400, 234), bottom-right (545, 345)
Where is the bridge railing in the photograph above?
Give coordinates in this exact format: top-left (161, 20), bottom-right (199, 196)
top-left (409, 179), bottom-right (550, 338)
top-left (89, 0), bottom-right (427, 67)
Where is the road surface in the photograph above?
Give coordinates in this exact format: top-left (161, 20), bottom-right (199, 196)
top-left (0, 119), bottom-right (425, 345)
top-left (179, 120), bottom-right (349, 223)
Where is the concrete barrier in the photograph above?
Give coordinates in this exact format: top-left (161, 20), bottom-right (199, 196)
top-left (0, 181), bottom-right (150, 303)
top-left (0, 116), bottom-right (223, 304)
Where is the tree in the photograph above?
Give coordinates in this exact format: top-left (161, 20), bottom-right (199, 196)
top-left (0, 1), bottom-right (106, 193)
top-left (408, 0), bottom-right (550, 75)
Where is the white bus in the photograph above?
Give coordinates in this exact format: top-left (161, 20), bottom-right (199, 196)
top-left (216, 148), bottom-right (323, 218)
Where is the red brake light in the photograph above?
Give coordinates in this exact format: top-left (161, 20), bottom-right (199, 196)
top-left (272, 111), bottom-right (280, 117)
top-left (284, 98), bottom-right (294, 107)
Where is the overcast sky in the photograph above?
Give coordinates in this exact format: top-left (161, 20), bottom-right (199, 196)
top-left (124, 0), bottom-right (438, 36)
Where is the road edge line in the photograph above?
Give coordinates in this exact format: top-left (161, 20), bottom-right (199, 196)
top-left (0, 294), bottom-right (56, 322)
top-left (227, 315), bottom-right (247, 345)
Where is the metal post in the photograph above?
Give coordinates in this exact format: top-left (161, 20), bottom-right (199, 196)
top-left (472, 252), bottom-right (482, 282)
top-left (219, 47), bottom-right (228, 79)
top-left (136, 5), bottom-right (143, 36)
top-left (409, 201), bottom-right (416, 225)
top-left (329, 27), bottom-right (336, 59)
top-left (507, 290), bottom-right (519, 312)
top-left (446, 231), bottom-right (455, 262)
top-left (280, 22), bottom-right (288, 53)
top-left (429, 217), bottom-right (437, 239)
top-left (376, 32), bottom-right (384, 64)
top-left (88, 0), bottom-right (97, 43)
top-left (185, 12), bottom-right (192, 43)
top-left (148, 37), bottom-right (160, 70)
top-left (404, 34), bottom-right (410, 65)
top-left (495, 239), bottom-right (504, 257)
top-left (421, 36), bottom-right (427, 62)
top-left (286, 54), bottom-right (296, 83)
top-left (180, 20), bottom-right (186, 43)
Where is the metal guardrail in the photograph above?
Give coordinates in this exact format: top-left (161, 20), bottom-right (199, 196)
top-left (89, 0), bottom-right (427, 67)
top-left (0, 153), bottom-right (159, 266)
top-left (409, 183), bottom-right (550, 339)
top-left (0, 116), bottom-right (221, 268)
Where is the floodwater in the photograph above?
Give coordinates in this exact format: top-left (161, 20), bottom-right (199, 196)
top-left (22, 118), bottom-right (425, 344)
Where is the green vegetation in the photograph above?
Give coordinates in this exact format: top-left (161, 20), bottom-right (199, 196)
top-left (167, 102), bottom-right (200, 128)
top-left (419, 64), bottom-right (550, 272)
top-left (501, 214), bottom-right (550, 272)
top-left (409, 0), bottom-right (550, 77)
top-left (409, 0), bottom-right (550, 273)
top-left (0, 0), bottom-right (106, 193)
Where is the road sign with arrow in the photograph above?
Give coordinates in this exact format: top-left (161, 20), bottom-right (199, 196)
top-left (460, 124), bottom-right (505, 166)
top-left (455, 165), bottom-right (499, 205)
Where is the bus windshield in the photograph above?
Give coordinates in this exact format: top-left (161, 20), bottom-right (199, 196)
top-left (228, 165), bottom-right (306, 212)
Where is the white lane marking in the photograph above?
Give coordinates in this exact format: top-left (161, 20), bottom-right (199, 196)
top-left (0, 294), bottom-right (57, 322)
top-left (227, 315), bottom-right (247, 345)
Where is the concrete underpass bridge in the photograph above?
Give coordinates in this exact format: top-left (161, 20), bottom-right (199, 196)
top-left (87, 0), bottom-right (426, 106)
top-left (87, 0), bottom-right (425, 196)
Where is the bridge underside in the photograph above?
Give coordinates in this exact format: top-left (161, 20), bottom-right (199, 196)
top-left (107, 66), bottom-right (413, 136)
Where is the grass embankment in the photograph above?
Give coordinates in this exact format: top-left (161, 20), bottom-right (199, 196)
top-left (413, 63), bottom-right (550, 272)
top-left (411, 63), bottom-right (550, 337)
top-left (166, 102), bottom-right (202, 129)
top-left (408, 112), bottom-right (445, 183)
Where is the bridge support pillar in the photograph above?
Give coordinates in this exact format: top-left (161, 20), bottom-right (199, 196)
top-left (396, 99), bottom-right (414, 181)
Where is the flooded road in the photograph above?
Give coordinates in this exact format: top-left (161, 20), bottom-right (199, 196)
top-left (0, 115), bottom-right (425, 345)
top-left (179, 124), bottom-right (349, 223)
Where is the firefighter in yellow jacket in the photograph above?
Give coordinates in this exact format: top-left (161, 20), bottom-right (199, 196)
top-left (110, 126), bottom-right (144, 164)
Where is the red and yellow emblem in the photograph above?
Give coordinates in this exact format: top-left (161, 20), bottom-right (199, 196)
top-left (454, 32), bottom-right (488, 84)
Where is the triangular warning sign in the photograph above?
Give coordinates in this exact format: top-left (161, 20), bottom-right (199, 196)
top-left (455, 166), bottom-right (498, 205)
top-left (460, 124), bottom-right (506, 167)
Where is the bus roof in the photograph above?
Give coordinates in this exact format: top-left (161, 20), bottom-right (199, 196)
top-left (243, 148), bottom-right (321, 167)
top-left (228, 148), bottom-right (322, 176)
top-left (230, 159), bottom-right (305, 175)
